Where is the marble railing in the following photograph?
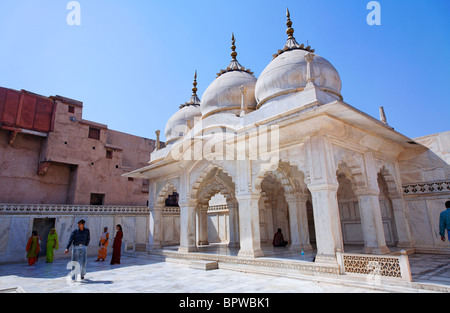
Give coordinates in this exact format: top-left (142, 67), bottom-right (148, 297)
top-left (207, 204), bottom-right (228, 213)
top-left (336, 250), bottom-right (412, 282)
top-left (161, 206), bottom-right (181, 215)
top-left (0, 204), bottom-right (150, 215)
top-left (402, 180), bottom-right (450, 195)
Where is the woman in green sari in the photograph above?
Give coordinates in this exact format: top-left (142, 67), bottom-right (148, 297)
top-left (46, 228), bottom-right (59, 263)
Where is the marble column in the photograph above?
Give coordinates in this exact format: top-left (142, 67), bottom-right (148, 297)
top-left (148, 207), bottom-right (163, 249)
top-left (285, 194), bottom-right (312, 251)
top-left (355, 189), bottom-right (390, 254)
top-left (357, 152), bottom-right (390, 254)
top-left (305, 135), bottom-right (344, 265)
top-left (197, 205), bottom-right (209, 246)
top-left (237, 193), bottom-right (264, 258)
top-left (228, 202), bottom-right (240, 248)
top-left (178, 203), bottom-right (198, 253)
top-left (309, 183), bottom-right (344, 263)
top-left (390, 195), bottom-right (413, 248)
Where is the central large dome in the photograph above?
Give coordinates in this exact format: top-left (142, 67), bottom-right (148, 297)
top-left (256, 8), bottom-right (342, 108)
top-left (255, 49), bottom-right (342, 107)
top-left (200, 34), bottom-right (257, 119)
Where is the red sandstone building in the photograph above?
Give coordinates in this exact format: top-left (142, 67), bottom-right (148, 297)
top-left (0, 86), bottom-right (158, 206)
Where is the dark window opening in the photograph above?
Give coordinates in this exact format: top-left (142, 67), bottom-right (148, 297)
top-left (106, 150), bottom-right (113, 159)
top-left (90, 193), bottom-right (105, 206)
top-left (128, 177), bottom-right (134, 182)
top-left (68, 106), bottom-right (75, 114)
top-left (88, 127), bottom-right (100, 140)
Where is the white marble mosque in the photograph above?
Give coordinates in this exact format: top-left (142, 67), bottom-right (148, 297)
top-left (125, 9), bottom-right (450, 279)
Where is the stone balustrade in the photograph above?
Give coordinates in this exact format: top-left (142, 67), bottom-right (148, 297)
top-left (0, 204), bottom-right (150, 215)
top-left (402, 180), bottom-right (450, 195)
top-left (336, 250), bottom-right (412, 282)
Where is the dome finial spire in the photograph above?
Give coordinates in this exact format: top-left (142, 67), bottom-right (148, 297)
top-left (272, 8), bottom-right (315, 59)
top-left (285, 7), bottom-right (300, 49)
top-left (216, 33), bottom-right (254, 77)
top-left (180, 70), bottom-right (201, 109)
top-left (231, 33), bottom-right (237, 61)
top-left (192, 70), bottom-right (198, 96)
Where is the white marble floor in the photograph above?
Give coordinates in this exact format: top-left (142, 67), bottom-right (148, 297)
top-left (0, 254), bottom-right (380, 293)
top-left (1, 247), bottom-right (449, 293)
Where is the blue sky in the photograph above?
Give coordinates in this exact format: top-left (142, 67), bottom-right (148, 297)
top-left (0, 0), bottom-right (449, 141)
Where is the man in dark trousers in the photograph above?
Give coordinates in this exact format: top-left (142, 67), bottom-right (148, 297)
top-left (440, 201), bottom-right (450, 243)
top-left (65, 219), bottom-right (90, 281)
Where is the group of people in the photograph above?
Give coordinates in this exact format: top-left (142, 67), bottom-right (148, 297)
top-left (25, 220), bottom-right (124, 281)
top-left (25, 201), bottom-right (450, 280)
top-left (25, 228), bottom-right (59, 265)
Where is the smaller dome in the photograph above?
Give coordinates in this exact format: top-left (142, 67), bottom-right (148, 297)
top-left (165, 105), bottom-right (201, 144)
top-left (201, 71), bottom-right (257, 118)
top-left (200, 34), bottom-right (257, 119)
top-left (165, 72), bottom-right (202, 144)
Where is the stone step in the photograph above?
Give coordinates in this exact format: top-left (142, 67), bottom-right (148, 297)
top-left (189, 260), bottom-right (219, 271)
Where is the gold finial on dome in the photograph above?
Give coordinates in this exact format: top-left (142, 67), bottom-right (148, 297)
top-left (231, 33), bottom-right (238, 61)
top-left (272, 8), bottom-right (315, 59)
top-left (216, 33), bottom-right (254, 77)
top-left (180, 71), bottom-right (201, 109)
top-left (192, 70), bottom-right (198, 95)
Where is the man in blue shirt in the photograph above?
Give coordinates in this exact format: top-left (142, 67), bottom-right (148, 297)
top-left (65, 219), bottom-right (90, 280)
top-left (439, 201), bottom-right (450, 242)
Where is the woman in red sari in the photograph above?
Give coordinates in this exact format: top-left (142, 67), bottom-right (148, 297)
top-left (110, 224), bottom-right (123, 265)
top-left (26, 231), bottom-right (40, 266)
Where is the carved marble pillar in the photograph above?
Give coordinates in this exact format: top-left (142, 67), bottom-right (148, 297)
top-left (237, 193), bottom-right (264, 258)
top-left (355, 189), bottom-right (390, 254)
top-left (356, 152), bottom-right (390, 254)
top-left (148, 206), bottom-right (163, 250)
top-left (197, 204), bottom-right (209, 246)
top-left (228, 202), bottom-right (240, 248)
top-left (309, 183), bottom-right (343, 263)
top-left (306, 135), bottom-right (343, 264)
top-left (390, 195), bottom-right (413, 248)
top-left (178, 202), bottom-right (198, 253)
top-left (285, 194), bottom-right (312, 251)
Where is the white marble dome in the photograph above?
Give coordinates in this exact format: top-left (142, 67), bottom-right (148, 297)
top-left (201, 70), bottom-right (257, 118)
top-left (255, 49), bottom-right (342, 108)
top-left (201, 34), bottom-right (257, 119)
top-left (165, 104), bottom-right (201, 144)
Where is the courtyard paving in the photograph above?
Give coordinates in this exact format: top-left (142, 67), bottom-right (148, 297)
top-left (0, 250), bottom-right (449, 293)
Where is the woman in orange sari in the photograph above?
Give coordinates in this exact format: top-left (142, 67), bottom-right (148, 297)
top-left (26, 231), bottom-right (40, 266)
top-left (95, 227), bottom-right (109, 262)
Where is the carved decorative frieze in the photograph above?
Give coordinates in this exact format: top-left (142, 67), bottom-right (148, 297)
top-left (402, 180), bottom-right (450, 195)
top-left (0, 204), bottom-right (150, 215)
